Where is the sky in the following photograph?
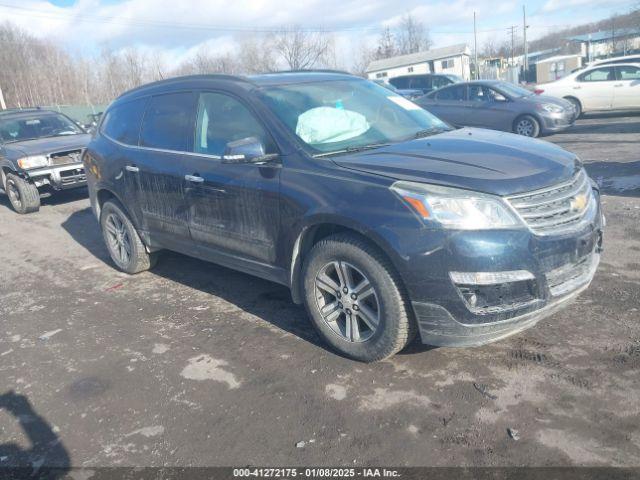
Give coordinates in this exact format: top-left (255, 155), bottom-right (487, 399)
top-left (0, 0), bottom-right (637, 69)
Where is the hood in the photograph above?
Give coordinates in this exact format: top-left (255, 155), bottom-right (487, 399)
top-left (521, 94), bottom-right (573, 109)
top-left (2, 134), bottom-right (91, 159)
top-left (332, 128), bottom-right (579, 196)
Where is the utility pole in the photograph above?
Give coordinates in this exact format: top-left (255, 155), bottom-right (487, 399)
top-left (509, 25), bottom-right (517, 66)
top-left (0, 84), bottom-right (6, 110)
top-left (474, 11), bottom-right (479, 80)
top-left (523, 5), bottom-right (529, 81)
top-left (611, 19), bottom-right (616, 56)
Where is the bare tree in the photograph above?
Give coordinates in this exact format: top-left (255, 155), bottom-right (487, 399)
top-left (352, 44), bottom-right (377, 77)
top-left (238, 36), bottom-right (278, 74)
top-left (272, 26), bottom-right (332, 70)
top-left (374, 27), bottom-right (396, 60)
top-left (395, 13), bottom-right (432, 55)
top-left (481, 37), bottom-right (500, 59)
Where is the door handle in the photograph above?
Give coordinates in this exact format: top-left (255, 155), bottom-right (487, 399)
top-left (185, 174), bottom-right (204, 183)
top-left (125, 165), bottom-right (139, 173)
top-left (572, 86), bottom-right (581, 90)
top-left (614, 84), bottom-right (623, 87)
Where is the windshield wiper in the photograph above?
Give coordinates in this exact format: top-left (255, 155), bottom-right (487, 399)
top-left (40, 132), bottom-right (79, 139)
top-left (345, 143), bottom-right (390, 153)
top-left (412, 127), bottom-right (449, 139)
top-left (313, 143), bottom-right (390, 158)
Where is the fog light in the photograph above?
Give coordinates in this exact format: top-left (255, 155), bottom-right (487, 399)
top-left (450, 270), bottom-right (534, 286)
top-left (467, 292), bottom-right (478, 307)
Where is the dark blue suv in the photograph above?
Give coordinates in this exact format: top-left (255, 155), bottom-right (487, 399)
top-left (84, 71), bottom-right (604, 362)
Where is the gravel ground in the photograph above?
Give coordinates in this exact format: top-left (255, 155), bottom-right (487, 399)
top-left (0, 113), bottom-right (639, 469)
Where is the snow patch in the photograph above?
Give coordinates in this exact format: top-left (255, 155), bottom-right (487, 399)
top-left (39, 329), bottom-right (62, 341)
top-left (325, 384), bottom-right (348, 400)
top-left (152, 343), bottom-right (169, 354)
top-left (181, 354), bottom-right (240, 389)
top-left (126, 426), bottom-right (165, 438)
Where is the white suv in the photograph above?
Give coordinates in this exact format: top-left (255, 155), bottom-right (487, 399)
top-left (536, 63), bottom-right (640, 117)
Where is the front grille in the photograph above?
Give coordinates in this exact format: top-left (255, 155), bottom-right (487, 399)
top-left (49, 149), bottom-right (83, 166)
top-left (506, 169), bottom-right (594, 236)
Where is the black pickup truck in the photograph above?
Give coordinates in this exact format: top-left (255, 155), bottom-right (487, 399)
top-left (0, 108), bottom-right (90, 214)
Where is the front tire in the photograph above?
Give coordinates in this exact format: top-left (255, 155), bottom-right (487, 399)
top-left (302, 233), bottom-right (416, 362)
top-left (100, 200), bottom-right (157, 274)
top-left (565, 97), bottom-right (582, 118)
top-left (514, 115), bottom-right (541, 137)
top-left (5, 173), bottom-right (40, 214)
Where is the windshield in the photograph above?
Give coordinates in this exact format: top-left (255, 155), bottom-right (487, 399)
top-left (259, 79), bottom-right (450, 155)
top-left (374, 81), bottom-right (400, 94)
top-left (445, 74), bottom-right (464, 83)
top-left (494, 82), bottom-right (534, 98)
top-left (0, 113), bottom-right (83, 143)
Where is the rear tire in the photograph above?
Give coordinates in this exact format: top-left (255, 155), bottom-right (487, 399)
top-left (5, 173), bottom-right (40, 214)
top-left (565, 97), bottom-right (582, 118)
top-left (513, 115), bottom-right (541, 137)
top-left (100, 200), bottom-right (157, 274)
top-left (302, 233), bottom-right (417, 362)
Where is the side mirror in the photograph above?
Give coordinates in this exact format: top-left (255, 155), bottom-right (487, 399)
top-left (222, 137), bottom-right (278, 164)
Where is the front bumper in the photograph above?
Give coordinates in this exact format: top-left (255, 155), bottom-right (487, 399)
top-left (397, 194), bottom-right (604, 347)
top-left (413, 251), bottom-right (600, 347)
top-left (26, 163), bottom-right (87, 191)
top-left (540, 110), bottom-right (576, 133)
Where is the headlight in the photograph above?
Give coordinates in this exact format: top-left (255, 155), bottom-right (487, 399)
top-left (539, 103), bottom-right (563, 113)
top-left (391, 182), bottom-right (522, 229)
top-left (17, 155), bottom-right (48, 169)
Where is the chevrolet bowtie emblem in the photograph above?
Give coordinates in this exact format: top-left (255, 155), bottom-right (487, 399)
top-left (570, 194), bottom-right (588, 212)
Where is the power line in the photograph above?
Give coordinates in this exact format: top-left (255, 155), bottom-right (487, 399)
top-left (0, 2), bottom-right (544, 35)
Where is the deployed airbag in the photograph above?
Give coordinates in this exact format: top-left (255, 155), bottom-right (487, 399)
top-left (296, 107), bottom-right (370, 145)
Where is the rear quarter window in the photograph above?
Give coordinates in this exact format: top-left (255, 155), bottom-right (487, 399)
top-left (140, 92), bottom-right (195, 152)
top-left (101, 98), bottom-right (148, 145)
top-left (389, 77), bottom-right (410, 89)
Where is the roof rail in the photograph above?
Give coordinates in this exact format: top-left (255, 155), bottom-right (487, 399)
top-left (117, 74), bottom-right (251, 99)
top-left (260, 69), bottom-right (354, 76)
top-left (0, 107), bottom-right (44, 115)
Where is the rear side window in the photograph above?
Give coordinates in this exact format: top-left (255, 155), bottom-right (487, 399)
top-left (617, 65), bottom-right (640, 80)
top-left (140, 92), bottom-right (195, 151)
top-left (102, 98), bottom-right (147, 145)
top-left (431, 76), bottom-right (452, 89)
top-left (578, 67), bottom-right (615, 82)
top-left (389, 77), bottom-right (409, 89)
top-left (410, 77), bottom-right (431, 90)
top-left (436, 85), bottom-right (467, 101)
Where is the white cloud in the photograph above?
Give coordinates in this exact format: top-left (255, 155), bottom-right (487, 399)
top-left (0, 0), bottom-right (633, 68)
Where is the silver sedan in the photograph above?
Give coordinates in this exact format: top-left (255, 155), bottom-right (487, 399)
top-left (415, 80), bottom-right (576, 137)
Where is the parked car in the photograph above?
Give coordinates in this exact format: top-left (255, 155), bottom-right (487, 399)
top-left (590, 55), bottom-right (640, 67)
top-left (84, 72), bottom-right (604, 362)
top-left (389, 73), bottom-right (462, 96)
top-left (535, 63), bottom-right (640, 117)
top-left (373, 80), bottom-right (423, 99)
top-left (0, 108), bottom-right (90, 214)
top-left (416, 80), bottom-right (576, 137)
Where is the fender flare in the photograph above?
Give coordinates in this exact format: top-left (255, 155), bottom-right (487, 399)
top-left (288, 213), bottom-right (404, 304)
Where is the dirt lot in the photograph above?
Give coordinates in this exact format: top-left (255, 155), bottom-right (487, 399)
top-left (1, 114), bottom-right (639, 469)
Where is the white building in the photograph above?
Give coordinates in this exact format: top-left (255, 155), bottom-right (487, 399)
top-left (568, 28), bottom-right (640, 62)
top-left (365, 44), bottom-right (472, 81)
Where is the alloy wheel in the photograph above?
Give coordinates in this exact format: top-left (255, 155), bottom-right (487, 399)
top-left (104, 213), bottom-right (132, 265)
top-left (314, 261), bottom-right (380, 343)
top-left (7, 180), bottom-right (21, 209)
top-left (516, 119), bottom-right (535, 136)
